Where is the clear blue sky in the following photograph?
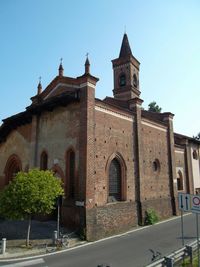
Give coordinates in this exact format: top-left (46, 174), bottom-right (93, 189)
top-left (0, 0), bottom-right (199, 137)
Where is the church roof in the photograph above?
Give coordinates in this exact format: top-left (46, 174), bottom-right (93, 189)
top-left (174, 132), bottom-right (200, 144)
top-left (0, 91), bottom-right (79, 143)
top-left (119, 33), bottom-right (133, 58)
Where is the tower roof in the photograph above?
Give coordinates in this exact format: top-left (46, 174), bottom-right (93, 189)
top-left (85, 56), bottom-right (90, 66)
top-left (84, 54), bottom-right (90, 74)
top-left (37, 77), bottom-right (42, 95)
top-left (119, 33), bottom-right (133, 58)
top-left (58, 58), bottom-right (64, 76)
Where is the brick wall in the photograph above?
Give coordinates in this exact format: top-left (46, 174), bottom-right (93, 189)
top-left (87, 202), bottom-right (137, 241)
top-left (85, 104), bottom-right (138, 240)
top-left (140, 120), bottom-right (173, 220)
top-left (94, 106), bottom-right (135, 204)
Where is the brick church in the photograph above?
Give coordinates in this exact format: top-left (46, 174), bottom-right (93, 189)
top-left (0, 34), bottom-right (199, 241)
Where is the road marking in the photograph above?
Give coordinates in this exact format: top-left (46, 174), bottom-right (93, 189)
top-left (1, 258), bottom-right (45, 267)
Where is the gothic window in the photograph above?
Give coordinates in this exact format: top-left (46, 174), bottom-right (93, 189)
top-left (119, 73), bottom-right (126, 87)
top-left (66, 149), bottom-right (75, 199)
top-left (108, 158), bottom-right (122, 202)
top-left (4, 154), bottom-right (22, 185)
top-left (193, 150), bottom-right (198, 160)
top-left (40, 151), bottom-right (48, 170)
top-left (133, 74), bottom-right (138, 88)
top-left (177, 170), bottom-right (183, 191)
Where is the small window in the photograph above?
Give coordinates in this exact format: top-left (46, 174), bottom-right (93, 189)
top-left (153, 159), bottom-right (160, 173)
top-left (119, 74), bottom-right (126, 87)
top-left (40, 151), bottom-right (48, 170)
top-left (193, 150), bottom-right (198, 160)
top-left (177, 170), bottom-right (183, 191)
top-left (133, 74), bottom-right (137, 88)
top-left (195, 188), bottom-right (200, 194)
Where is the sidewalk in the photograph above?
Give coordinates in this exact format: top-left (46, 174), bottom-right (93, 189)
top-left (0, 219), bottom-right (84, 259)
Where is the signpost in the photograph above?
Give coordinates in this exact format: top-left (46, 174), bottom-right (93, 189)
top-left (178, 193), bottom-right (191, 212)
top-left (178, 193), bottom-right (200, 267)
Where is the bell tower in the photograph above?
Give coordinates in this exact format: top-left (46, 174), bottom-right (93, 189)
top-left (112, 34), bottom-right (141, 101)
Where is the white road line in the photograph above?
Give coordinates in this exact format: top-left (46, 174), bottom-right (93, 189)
top-left (1, 258), bottom-right (45, 267)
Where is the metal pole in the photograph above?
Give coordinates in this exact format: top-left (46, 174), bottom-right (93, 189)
top-left (196, 213), bottom-right (200, 267)
top-left (1, 238), bottom-right (6, 254)
top-left (57, 202), bottom-right (60, 239)
top-left (181, 209), bottom-right (184, 246)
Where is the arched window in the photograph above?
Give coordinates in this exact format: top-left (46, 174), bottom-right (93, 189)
top-left (108, 158), bottom-right (122, 202)
top-left (177, 170), bottom-right (183, 191)
top-left (119, 73), bottom-right (126, 87)
top-left (193, 150), bottom-right (198, 160)
top-left (133, 74), bottom-right (138, 88)
top-left (40, 151), bottom-right (48, 170)
top-left (4, 154), bottom-right (22, 185)
top-left (66, 149), bottom-right (75, 199)
top-left (52, 164), bottom-right (64, 181)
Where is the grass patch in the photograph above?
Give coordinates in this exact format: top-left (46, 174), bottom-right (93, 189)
top-left (145, 208), bottom-right (159, 225)
top-left (176, 254), bottom-right (200, 267)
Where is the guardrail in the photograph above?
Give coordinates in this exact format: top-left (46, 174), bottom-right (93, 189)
top-left (145, 240), bottom-right (198, 267)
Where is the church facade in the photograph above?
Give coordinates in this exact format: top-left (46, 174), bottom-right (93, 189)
top-left (0, 34), bottom-right (199, 241)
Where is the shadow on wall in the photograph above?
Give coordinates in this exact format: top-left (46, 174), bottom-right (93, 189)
top-left (0, 219), bottom-right (69, 240)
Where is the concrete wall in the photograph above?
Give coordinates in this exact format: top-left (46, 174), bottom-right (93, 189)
top-left (190, 143), bottom-right (200, 191)
top-left (36, 103), bottom-right (80, 175)
top-left (175, 148), bottom-right (187, 192)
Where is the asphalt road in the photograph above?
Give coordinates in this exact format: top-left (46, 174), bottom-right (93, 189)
top-left (0, 213), bottom-right (198, 267)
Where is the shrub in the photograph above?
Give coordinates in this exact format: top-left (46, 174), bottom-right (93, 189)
top-left (145, 208), bottom-right (159, 225)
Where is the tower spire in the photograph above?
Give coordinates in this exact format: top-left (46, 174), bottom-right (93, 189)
top-left (59, 58), bottom-right (64, 77)
top-left (85, 53), bottom-right (90, 74)
top-left (37, 76), bottom-right (42, 95)
top-left (119, 33), bottom-right (132, 58)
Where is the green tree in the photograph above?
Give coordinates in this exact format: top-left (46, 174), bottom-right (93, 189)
top-left (148, 101), bottom-right (162, 113)
top-left (0, 169), bottom-right (63, 246)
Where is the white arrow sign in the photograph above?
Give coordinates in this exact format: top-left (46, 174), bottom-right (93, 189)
top-left (178, 193), bottom-right (191, 212)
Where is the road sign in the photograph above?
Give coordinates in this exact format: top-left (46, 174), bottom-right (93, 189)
top-left (178, 193), bottom-right (200, 214)
top-left (178, 193), bottom-right (191, 212)
top-left (191, 195), bottom-right (200, 214)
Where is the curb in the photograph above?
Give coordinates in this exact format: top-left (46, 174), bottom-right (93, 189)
top-left (0, 213), bottom-right (191, 262)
